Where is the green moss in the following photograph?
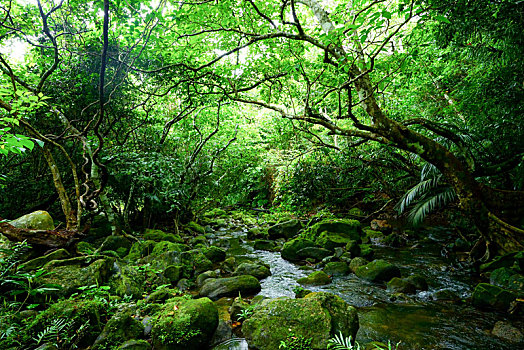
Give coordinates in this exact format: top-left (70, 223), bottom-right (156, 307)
top-left (93, 309), bottom-right (144, 350)
top-left (298, 271), bottom-right (332, 286)
top-left (143, 229), bottom-right (184, 243)
top-left (305, 219), bottom-right (361, 241)
top-left (186, 221), bottom-right (206, 235)
top-left (281, 238), bottom-right (317, 261)
top-left (126, 240), bottom-right (157, 261)
top-left (202, 246), bottom-right (226, 263)
top-left (152, 241), bottom-right (188, 256)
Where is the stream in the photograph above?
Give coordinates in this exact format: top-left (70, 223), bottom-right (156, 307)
top-left (211, 226), bottom-right (516, 350)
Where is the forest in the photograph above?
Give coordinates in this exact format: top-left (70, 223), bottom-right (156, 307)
top-left (0, 0), bottom-right (523, 349)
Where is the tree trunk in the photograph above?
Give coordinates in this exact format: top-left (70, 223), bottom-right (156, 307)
top-left (0, 220), bottom-right (78, 248)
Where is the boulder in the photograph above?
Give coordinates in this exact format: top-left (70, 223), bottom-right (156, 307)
top-left (405, 274), bottom-right (428, 291)
top-left (344, 240), bottom-right (361, 258)
top-left (125, 240), bottom-right (157, 261)
top-left (490, 267), bottom-right (524, 292)
top-left (315, 232), bottom-right (353, 252)
top-left (18, 248), bottom-right (70, 271)
top-left (323, 262), bottom-right (350, 276)
top-left (39, 257), bottom-right (113, 297)
top-left (281, 238), bottom-right (317, 262)
top-left (386, 277), bottom-right (416, 294)
top-left (253, 239), bottom-right (278, 251)
top-left (9, 210), bottom-right (55, 230)
top-left (203, 246), bottom-right (227, 263)
top-left (472, 283), bottom-right (517, 311)
top-left (179, 249), bottom-right (214, 274)
top-left (355, 259), bottom-right (400, 283)
top-left (150, 297), bottom-right (219, 350)
top-left (297, 246), bottom-right (332, 261)
top-left (199, 275), bottom-right (261, 300)
top-left (491, 321), bottom-right (524, 343)
top-left (297, 271), bottom-right (332, 286)
top-left (197, 270), bottom-right (220, 288)
top-left (307, 219), bottom-right (361, 241)
top-left (107, 261), bottom-right (145, 298)
top-left (99, 235), bottom-right (132, 257)
top-left (267, 219), bottom-right (302, 240)
top-left (247, 228), bottom-right (264, 240)
top-left (243, 292), bottom-right (358, 350)
top-left (93, 307), bottom-right (144, 349)
top-left (358, 244), bottom-right (374, 260)
top-left (232, 262), bottom-right (271, 280)
top-left (480, 252), bottom-right (519, 272)
top-left (349, 257), bottom-right (369, 273)
top-left (143, 229), bottom-right (183, 243)
top-left (186, 221), bottom-right (206, 235)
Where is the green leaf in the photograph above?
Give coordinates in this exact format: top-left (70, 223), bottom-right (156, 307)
top-left (435, 15), bottom-right (451, 24)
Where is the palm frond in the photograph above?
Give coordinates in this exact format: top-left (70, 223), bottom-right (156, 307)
top-left (407, 186), bottom-right (457, 225)
top-left (328, 332), bottom-right (359, 350)
top-left (395, 176), bottom-right (442, 214)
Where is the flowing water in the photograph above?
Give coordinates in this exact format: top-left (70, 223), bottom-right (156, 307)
top-left (212, 226), bottom-right (518, 349)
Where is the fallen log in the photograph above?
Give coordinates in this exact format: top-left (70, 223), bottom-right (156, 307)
top-left (0, 218), bottom-right (79, 248)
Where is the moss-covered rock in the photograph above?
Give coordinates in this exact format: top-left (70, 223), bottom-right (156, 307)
top-left (203, 246), bottom-right (226, 263)
top-left (296, 246), bottom-right (332, 261)
top-left (76, 241), bottom-right (95, 255)
top-left (117, 339), bottom-right (151, 350)
top-left (204, 208), bottom-right (227, 218)
top-left (247, 227), bottom-right (264, 240)
top-left (107, 261), bottom-right (145, 298)
top-left (323, 262), bottom-right (350, 276)
top-left (179, 249), bottom-right (213, 274)
top-left (99, 235), bottom-right (132, 257)
top-left (196, 270), bottom-right (220, 287)
top-left (490, 267), bottom-right (524, 292)
top-left (189, 235), bottom-right (208, 246)
top-left (150, 297), bottom-right (219, 350)
top-left (386, 277), bottom-right (416, 294)
top-left (349, 257), bottom-right (369, 273)
top-left (199, 275), bottom-right (261, 300)
top-left (472, 283), bottom-right (517, 311)
top-left (125, 240), bottom-right (157, 261)
top-left (281, 238), bottom-right (317, 262)
top-left (9, 210), bottom-right (55, 230)
top-left (315, 232), bottom-right (353, 252)
top-left (93, 307), bottom-right (144, 349)
top-left (359, 244), bottom-right (374, 260)
top-left (39, 257), bottom-right (113, 297)
top-left (24, 299), bottom-right (105, 347)
top-left (297, 271), bottom-right (332, 286)
top-left (18, 249), bottom-right (70, 271)
top-left (267, 219), bottom-right (302, 240)
top-left (480, 252), bottom-right (521, 272)
top-left (186, 221), bottom-right (206, 235)
top-left (307, 219), bottom-right (361, 241)
top-left (405, 274), bottom-right (428, 291)
top-left (151, 241), bottom-right (188, 256)
top-left (143, 229), bottom-right (184, 243)
top-left (355, 259), bottom-right (400, 283)
top-left (232, 262), bottom-right (271, 280)
top-left (243, 292), bottom-right (358, 350)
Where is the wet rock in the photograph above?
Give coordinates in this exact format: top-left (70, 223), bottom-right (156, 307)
top-left (472, 283), bottom-right (516, 311)
top-left (229, 296), bottom-right (250, 322)
top-left (480, 252), bottom-right (519, 272)
top-left (370, 219), bottom-right (392, 234)
top-left (179, 249), bottom-right (213, 274)
top-left (199, 275), bottom-right (261, 300)
top-left (281, 238), bottom-right (317, 262)
top-left (232, 262), bottom-right (271, 280)
top-left (355, 259), bottom-right (401, 283)
top-left (189, 235), bottom-right (207, 246)
top-left (295, 246), bottom-right (330, 261)
top-left (93, 307), bottom-right (144, 349)
top-left (18, 248), bottom-right (70, 271)
top-left (349, 257), bottom-right (369, 273)
top-left (382, 233), bottom-right (406, 247)
top-left (247, 227), bottom-right (263, 240)
top-left (125, 240), bottom-right (157, 261)
top-left (9, 210), bottom-right (55, 230)
top-left (143, 229), bottom-right (184, 243)
top-left (294, 287), bottom-right (313, 298)
top-left (345, 240), bottom-right (361, 258)
top-left (196, 270), bottom-right (220, 287)
top-left (253, 239), bottom-right (278, 251)
top-left (491, 321), bottom-right (524, 343)
top-left (405, 274), bottom-right (428, 291)
top-left (150, 297), bottom-right (218, 350)
top-left (146, 288), bottom-right (182, 303)
top-left (186, 221), bottom-right (206, 235)
top-left (490, 267), bottom-right (524, 292)
top-left (221, 257), bottom-right (237, 274)
top-left (243, 292), bottom-right (358, 350)
top-left (386, 277), bottom-right (416, 294)
top-left (298, 271), bottom-right (332, 286)
top-left (359, 244), bottom-right (374, 260)
top-left (267, 219), bottom-right (302, 240)
top-left (323, 262), bottom-right (350, 276)
top-left (307, 219), bottom-right (362, 241)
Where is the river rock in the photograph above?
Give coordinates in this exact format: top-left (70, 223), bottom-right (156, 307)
top-left (232, 262), bottom-right (271, 280)
top-left (93, 306), bottom-right (144, 349)
top-left (107, 260), bottom-right (145, 298)
top-left (490, 267), bottom-right (524, 292)
top-left (491, 321), bottom-right (524, 343)
top-left (297, 246), bottom-right (332, 261)
top-left (242, 292), bottom-right (358, 350)
top-left (405, 274), bottom-right (428, 291)
top-left (150, 297), bottom-right (218, 350)
top-left (298, 271), bottom-right (332, 286)
top-left (349, 257), bottom-right (369, 273)
top-left (267, 219), bottom-right (302, 239)
top-left (307, 219), bottom-right (361, 241)
top-left (9, 210), bottom-right (55, 230)
top-left (355, 259), bottom-right (401, 282)
top-left (386, 277), bottom-right (416, 294)
top-left (203, 246), bottom-right (227, 263)
top-left (323, 262), bottom-right (350, 276)
top-left (316, 232), bottom-right (353, 252)
top-left (472, 283), bottom-right (517, 311)
top-left (99, 235), bottom-right (132, 257)
top-left (281, 238), bottom-right (317, 261)
top-left (199, 275), bottom-right (261, 300)
top-left (143, 229), bottom-right (184, 243)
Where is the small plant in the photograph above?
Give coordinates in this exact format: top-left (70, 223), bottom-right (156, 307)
top-left (279, 333), bottom-right (313, 350)
top-left (31, 317), bottom-right (90, 349)
top-left (236, 305), bottom-right (255, 322)
top-left (328, 332), bottom-right (400, 350)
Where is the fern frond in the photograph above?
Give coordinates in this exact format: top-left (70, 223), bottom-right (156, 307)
top-left (395, 176), bottom-right (442, 214)
top-left (328, 332), bottom-right (359, 350)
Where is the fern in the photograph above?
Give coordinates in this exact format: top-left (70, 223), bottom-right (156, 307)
top-left (407, 187), bottom-right (458, 225)
top-left (32, 318), bottom-right (74, 347)
top-left (327, 333), bottom-right (359, 350)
